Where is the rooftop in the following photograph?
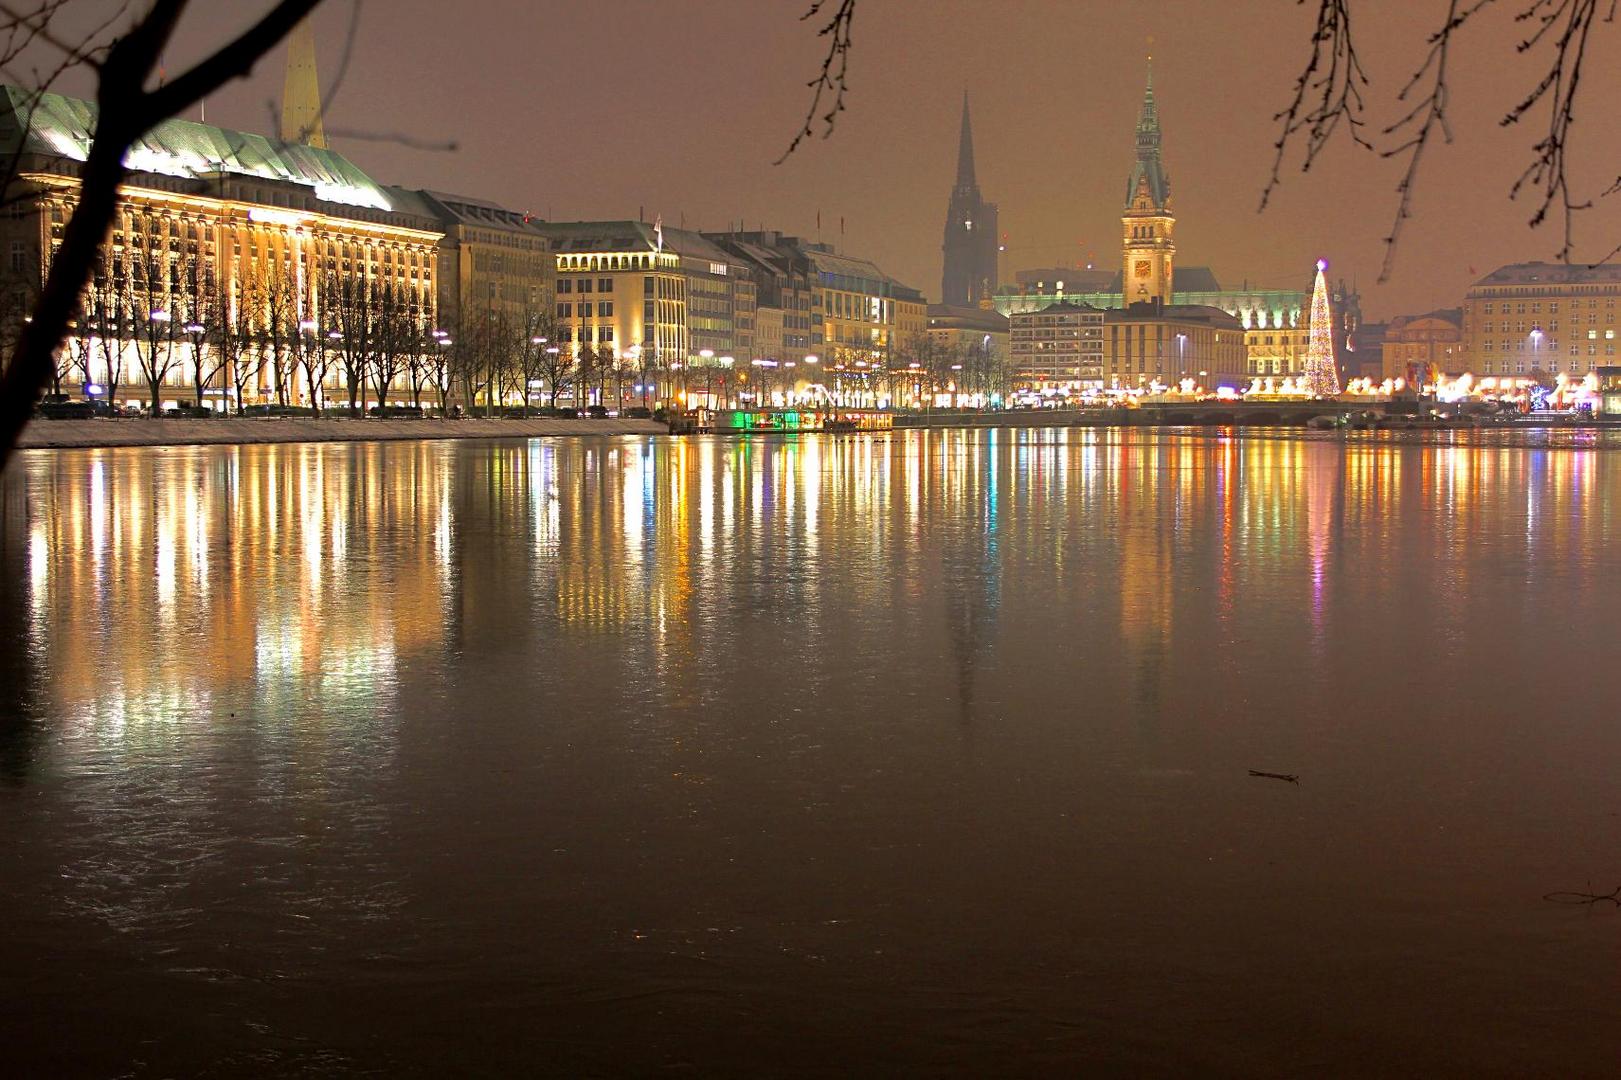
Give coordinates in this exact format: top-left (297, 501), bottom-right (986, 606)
top-left (1470, 261), bottom-right (1621, 287)
top-left (0, 84), bottom-right (395, 212)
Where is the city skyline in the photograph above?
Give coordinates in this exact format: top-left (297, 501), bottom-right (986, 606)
top-left (64, 0), bottom-right (1621, 321)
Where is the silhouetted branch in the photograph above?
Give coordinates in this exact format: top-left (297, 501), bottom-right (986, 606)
top-left (1260, 0), bottom-right (1371, 212)
top-left (1373, 0), bottom-right (1497, 282)
top-left (775, 0), bottom-right (855, 165)
top-left (1502, 0), bottom-right (1613, 263)
top-left (1544, 883), bottom-right (1621, 906)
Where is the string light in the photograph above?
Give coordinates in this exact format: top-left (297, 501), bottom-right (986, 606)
top-left (1303, 259), bottom-right (1342, 397)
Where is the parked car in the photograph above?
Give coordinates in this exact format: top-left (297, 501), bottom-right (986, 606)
top-left (370, 405), bottom-right (425, 418)
top-left (36, 399), bottom-right (97, 420)
top-left (586, 405), bottom-right (609, 419)
top-left (625, 406), bottom-right (653, 419)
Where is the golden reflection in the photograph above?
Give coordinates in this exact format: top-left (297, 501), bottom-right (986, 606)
top-left (6, 429), bottom-right (1617, 758)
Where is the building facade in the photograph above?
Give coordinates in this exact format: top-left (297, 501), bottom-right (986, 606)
top-left (1103, 303), bottom-right (1247, 389)
top-left (941, 93), bottom-right (999, 307)
top-left (1122, 66), bottom-right (1174, 306)
top-left (1007, 301), bottom-right (1102, 391)
top-left (1382, 309), bottom-right (1462, 383)
top-left (411, 189), bottom-right (552, 336)
top-left (1461, 262), bottom-right (1621, 378)
top-left (0, 86), bottom-right (442, 411)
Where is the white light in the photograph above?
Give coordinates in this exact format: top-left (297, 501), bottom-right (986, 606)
top-left (149, 309), bottom-right (170, 322)
top-left (249, 207), bottom-right (307, 227)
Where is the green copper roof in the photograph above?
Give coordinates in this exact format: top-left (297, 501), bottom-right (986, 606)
top-left (0, 85), bottom-right (393, 211)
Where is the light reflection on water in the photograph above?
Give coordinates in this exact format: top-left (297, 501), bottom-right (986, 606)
top-left (2, 429), bottom-right (1620, 1075)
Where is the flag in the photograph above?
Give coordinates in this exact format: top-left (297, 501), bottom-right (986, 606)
top-left (840, 216), bottom-right (845, 235)
top-left (816, 210), bottom-right (821, 230)
top-left (654, 214), bottom-right (664, 252)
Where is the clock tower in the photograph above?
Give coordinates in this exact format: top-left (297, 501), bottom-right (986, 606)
top-left (1121, 62), bottom-right (1173, 306)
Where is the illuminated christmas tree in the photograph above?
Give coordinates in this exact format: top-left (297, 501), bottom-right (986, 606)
top-left (1303, 259), bottom-right (1341, 397)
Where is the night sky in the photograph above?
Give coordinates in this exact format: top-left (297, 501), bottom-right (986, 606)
top-left (43, 1), bottom-right (1621, 316)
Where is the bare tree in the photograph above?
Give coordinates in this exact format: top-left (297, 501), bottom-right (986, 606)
top-left (125, 222), bottom-right (180, 413)
top-left (86, 262), bottom-right (128, 408)
top-left (535, 334), bottom-right (574, 409)
top-left (367, 280), bottom-right (416, 411)
top-left (514, 307), bottom-right (558, 417)
top-left (261, 265), bottom-right (297, 407)
top-left (177, 255), bottom-right (225, 408)
top-left (0, 0), bottom-right (326, 460)
top-left (229, 270), bottom-right (269, 413)
top-left (210, 270), bottom-right (256, 415)
top-left (325, 268), bottom-right (375, 414)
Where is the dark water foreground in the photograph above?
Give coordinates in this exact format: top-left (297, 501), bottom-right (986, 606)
top-left (2, 430), bottom-right (1618, 1076)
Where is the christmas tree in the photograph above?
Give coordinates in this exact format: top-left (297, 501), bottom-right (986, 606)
top-left (1303, 259), bottom-right (1341, 398)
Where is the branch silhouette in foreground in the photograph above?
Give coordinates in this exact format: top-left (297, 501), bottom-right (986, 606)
top-left (1269, 0), bottom-right (1619, 281)
top-left (0, 0), bottom-right (324, 468)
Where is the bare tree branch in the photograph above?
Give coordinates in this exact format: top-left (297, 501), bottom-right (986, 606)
top-left (1502, 0), bottom-right (1613, 263)
top-left (774, 0), bottom-right (855, 165)
top-left (1260, 0), bottom-right (1372, 212)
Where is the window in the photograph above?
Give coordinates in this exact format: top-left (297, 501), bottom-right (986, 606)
top-left (9, 240), bottom-right (25, 273)
top-left (578, 278), bottom-right (593, 294)
top-left (598, 277), bottom-right (613, 292)
top-left (557, 302), bottom-right (572, 317)
top-left (597, 301), bottom-right (613, 317)
top-left (597, 326), bottom-right (613, 342)
top-left (644, 275), bottom-right (654, 296)
top-left (644, 301), bottom-right (654, 322)
top-left (557, 278), bottom-right (572, 294)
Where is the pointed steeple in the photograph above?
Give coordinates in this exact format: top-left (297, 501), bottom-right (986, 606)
top-left (1124, 58), bottom-right (1169, 210)
top-left (955, 90), bottom-right (977, 190)
top-left (280, 17), bottom-right (327, 149)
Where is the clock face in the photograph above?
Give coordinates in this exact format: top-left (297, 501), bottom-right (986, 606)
top-left (1134, 260), bottom-right (1152, 279)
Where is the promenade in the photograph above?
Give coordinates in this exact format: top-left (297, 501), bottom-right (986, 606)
top-left (17, 416), bottom-right (667, 450)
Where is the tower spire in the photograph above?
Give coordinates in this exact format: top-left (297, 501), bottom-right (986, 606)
top-left (280, 16), bottom-right (327, 149)
top-left (955, 90), bottom-right (976, 190)
top-left (1125, 58), bottom-right (1169, 210)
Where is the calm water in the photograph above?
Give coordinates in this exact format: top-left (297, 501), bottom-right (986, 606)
top-left (2, 429), bottom-right (1620, 1076)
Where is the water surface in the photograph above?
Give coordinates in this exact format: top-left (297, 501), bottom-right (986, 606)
top-left (2, 429), bottom-right (1619, 1075)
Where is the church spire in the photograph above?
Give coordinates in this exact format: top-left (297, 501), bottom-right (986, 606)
top-left (955, 90), bottom-right (977, 190)
top-left (280, 16), bottom-right (327, 149)
top-left (1125, 58), bottom-right (1169, 210)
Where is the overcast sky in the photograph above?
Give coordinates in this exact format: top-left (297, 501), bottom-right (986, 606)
top-left (43, 0), bottom-right (1621, 317)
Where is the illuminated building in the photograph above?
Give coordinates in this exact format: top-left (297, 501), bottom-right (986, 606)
top-left (805, 244), bottom-right (926, 368)
top-left (1121, 63), bottom-right (1174, 306)
top-left (988, 65), bottom-right (1369, 381)
top-left (927, 304), bottom-right (1009, 363)
top-left (706, 230), bottom-right (816, 364)
top-left (536, 220), bottom-right (755, 377)
top-left (1244, 324), bottom-right (1307, 378)
top-left (941, 92), bottom-right (1000, 307)
top-left (707, 230), bottom-right (925, 401)
top-left (1382, 309), bottom-right (1461, 383)
top-left (1103, 303), bottom-right (1247, 389)
top-left (1007, 301), bottom-right (1101, 391)
top-left (0, 85), bottom-right (442, 409)
top-left (405, 189), bottom-right (552, 333)
top-left (1461, 262), bottom-right (1621, 378)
